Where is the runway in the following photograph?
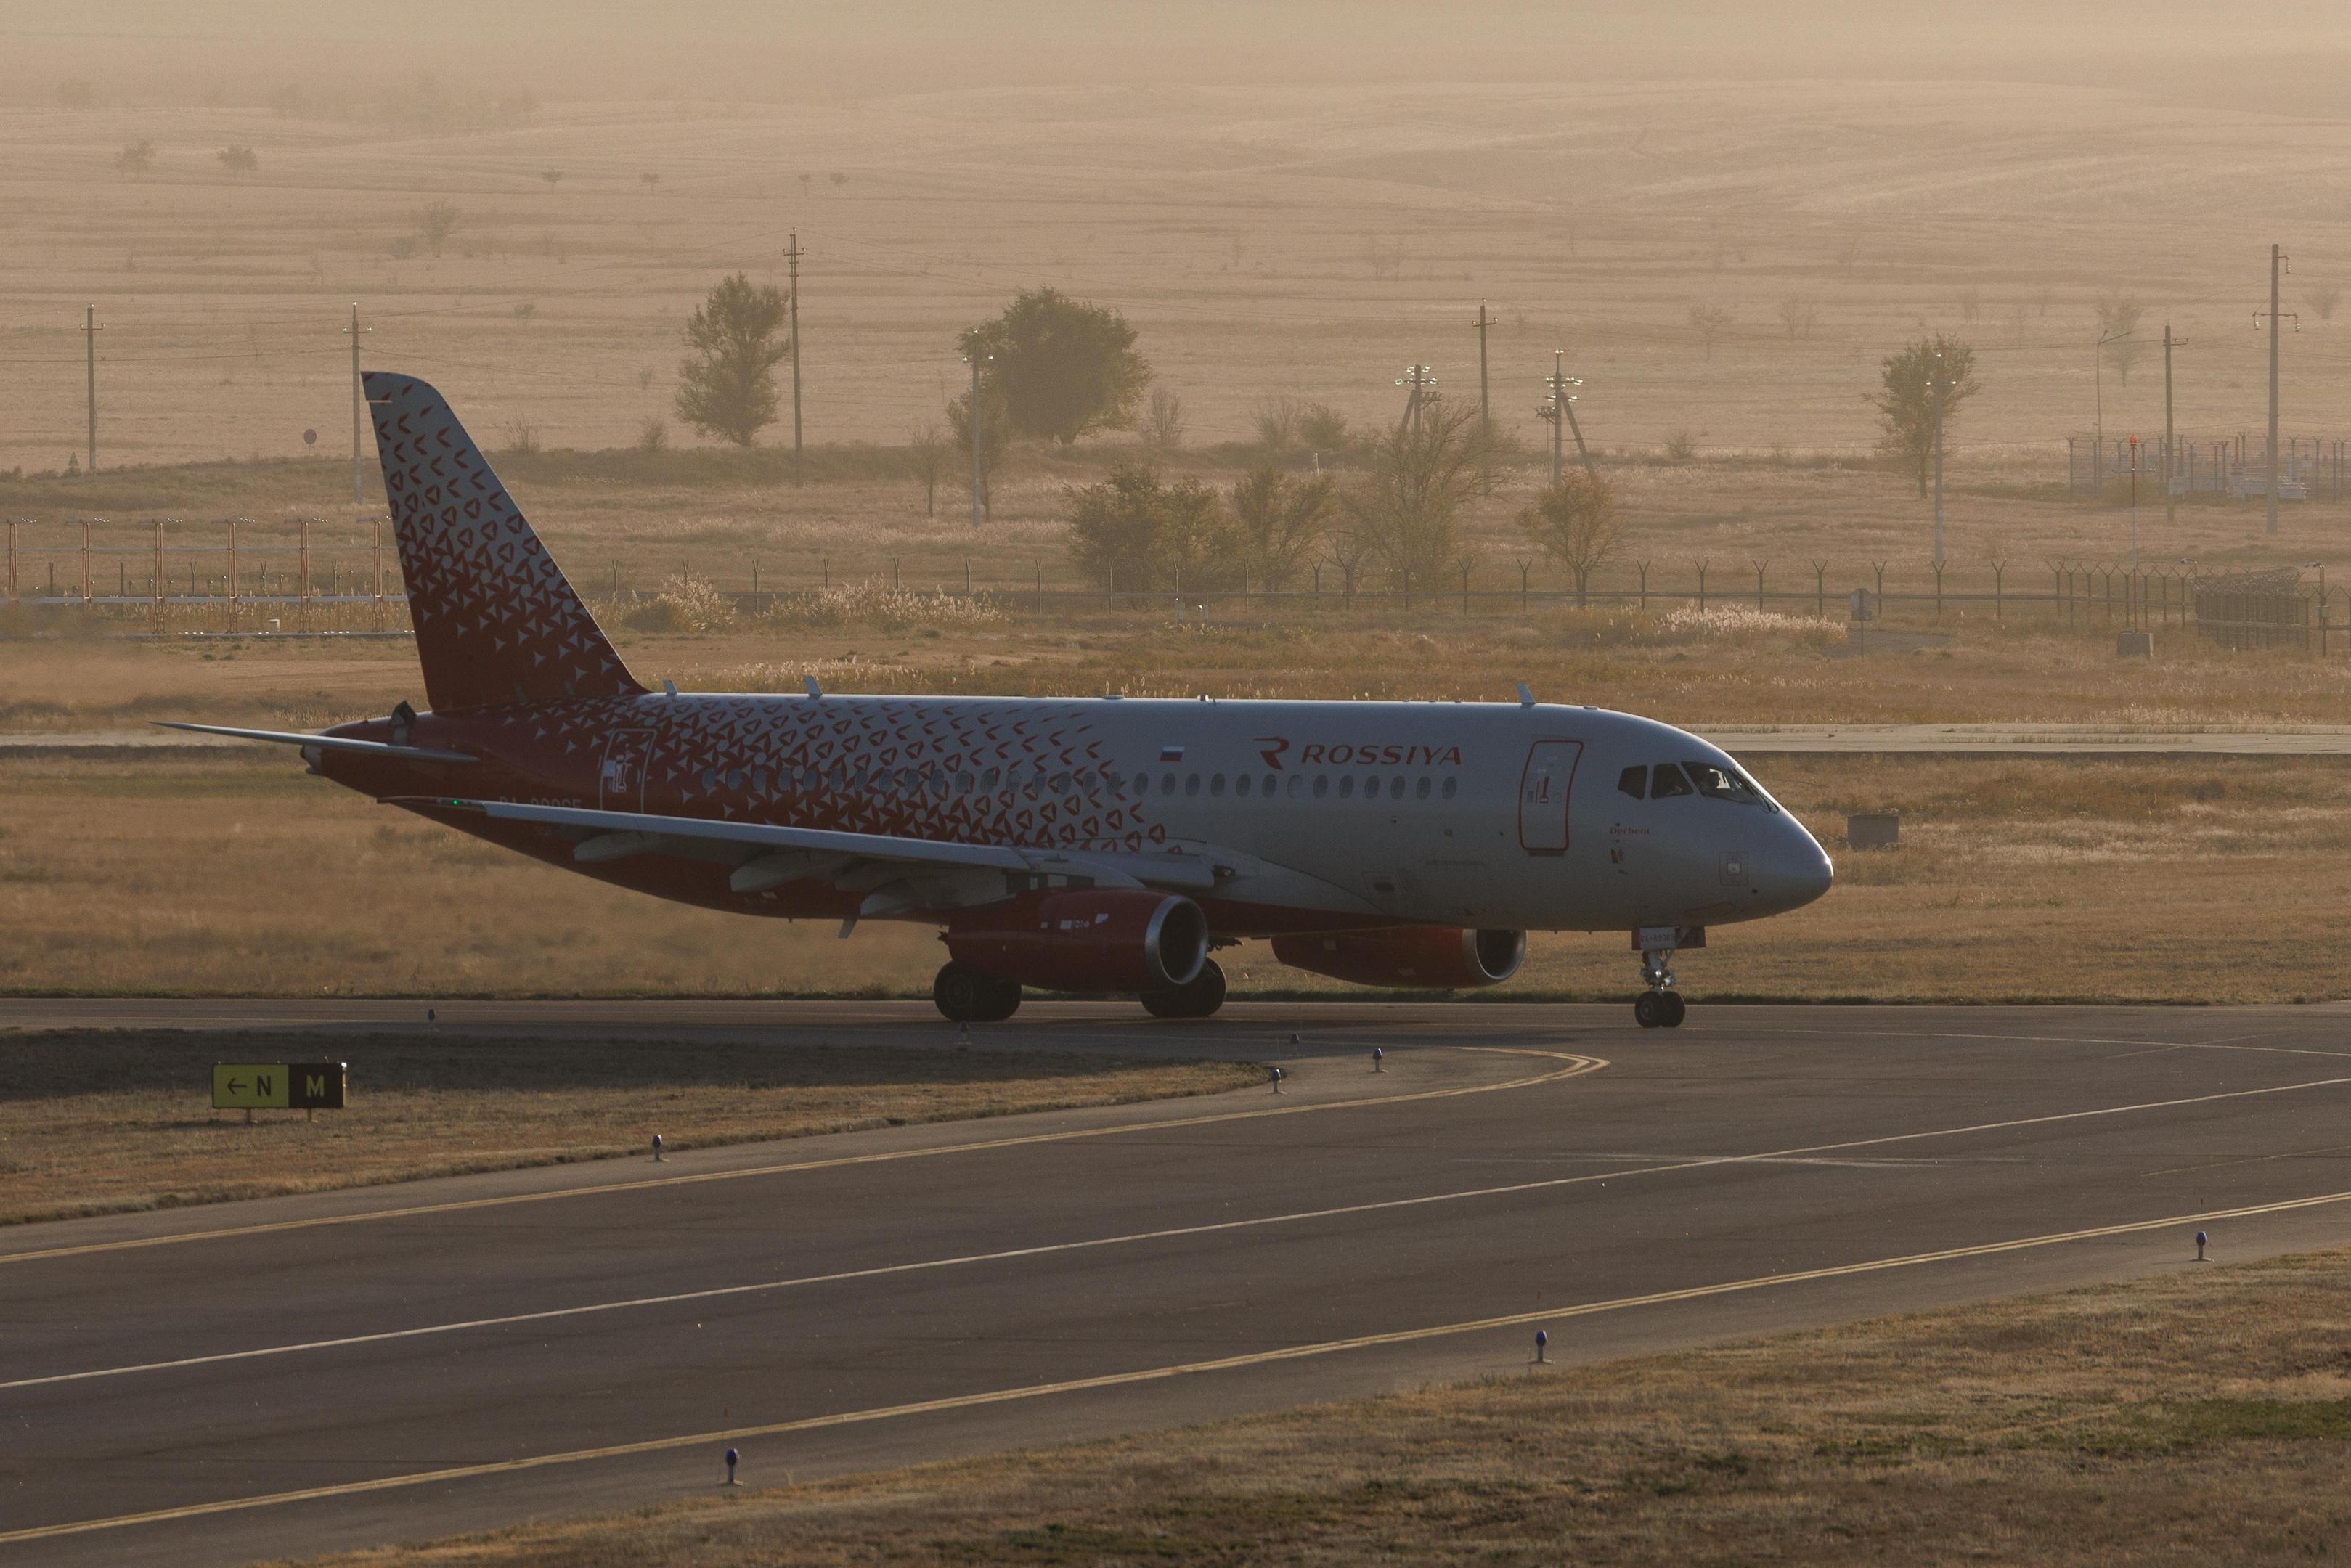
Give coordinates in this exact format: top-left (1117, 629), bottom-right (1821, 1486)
top-left (9, 999), bottom-right (2351, 1564)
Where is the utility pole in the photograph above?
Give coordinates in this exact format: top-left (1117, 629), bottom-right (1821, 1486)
top-left (1931, 350), bottom-right (1945, 568)
top-left (2163, 322), bottom-right (2175, 528)
top-left (1394, 364), bottom-right (1438, 434)
top-left (1474, 303), bottom-right (1496, 494)
top-left (786, 230), bottom-right (804, 483)
top-left (81, 306), bottom-right (100, 472)
top-left (1537, 351), bottom-right (1587, 489)
top-left (343, 304), bottom-right (370, 505)
top-left (2264, 242), bottom-right (2290, 536)
top-left (963, 350), bottom-right (990, 529)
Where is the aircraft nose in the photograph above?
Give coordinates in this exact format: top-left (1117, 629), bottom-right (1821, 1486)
top-left (1756, 818), bottom-right (1834, 913)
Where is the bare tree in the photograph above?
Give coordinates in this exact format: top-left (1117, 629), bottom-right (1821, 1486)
top-left (1253, 396), bottom-right (1302, 454)
top-left (1520, 471), bottom-right (1620, 608)
top-left (1341, 400), bottom-right (1491, 592)
top-left (906, 421), bottom-right (949, 518)
top-left (417, 200), bottom-right (460, 258)
top-left (216, 145), bottom-right (258, 175)
top-left (829, 171), bottom-right (848, 192)
top-left (1321, 514), bottom-right (1377, 603)
top-left (115, 139), bottom-right (156, 176)
top-left (1777, 298), bottom-right (1817, 340)
top-left (1688, 304), bottom-right (1733, 360)
top-left (1229, 467), bottom-right (1335, 589)
top-left (2096, 293), bottom-right (2146, 383)
top-left (640, 171), bottom-right (661, 192)
top-left (2308, 285), bottom-right (2342, 322)
top-left (1141, 384), bottom-right (1186, 450)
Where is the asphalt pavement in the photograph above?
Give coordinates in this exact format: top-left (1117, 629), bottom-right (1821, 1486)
top-left (7, 998), bottom-right (2351, 1564)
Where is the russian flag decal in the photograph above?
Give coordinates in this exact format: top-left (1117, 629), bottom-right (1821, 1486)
top-left (1159, 744), bottom-right (1186, 762)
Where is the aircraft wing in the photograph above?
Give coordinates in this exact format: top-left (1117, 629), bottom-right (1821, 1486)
top-left (407, 796), bottom-right (1222, 894)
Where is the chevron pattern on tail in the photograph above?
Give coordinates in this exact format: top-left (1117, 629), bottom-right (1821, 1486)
top-left (364, 371), bottom-right (641, 713)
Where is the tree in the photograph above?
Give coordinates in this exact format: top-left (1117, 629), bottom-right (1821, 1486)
top-left (640, 171), bottom-right (661, 193)
top-left (2308, 285), bottom-right (2341, 323)
top-left (1297, 402), bottom-right (1350, 451)
top-left (1519, 471), bottom-right (1620, 607)
top-left (797, 173), bottom-right (813, 197)
top-left (417, 200), bottom-right (460, 258)
top-left (115, 139), bottom-right (156, 176)
top-left (1340, 400), bottom-right (1492, 592)
top-left (829, 171), bottom-right (848, 192)
top-left (948, 380), bottom-right (1014, 515)
top-left (674, 274), bottom-right (791, 446)
top-left (216, 145), bottom-right (258, 175)
top-left (906, 421), bottom-right (949, 518)
top-left (1688, 304), bottom-right (1733, 359)
top-left (2096, 293), bottom-right (2146, 384)
top-left (539, 168), bottom-right (564, 189)
top-left (1141, 384), bottom-right (1186, 450)
top-left (959, 287), bottom-right (1149, 445)
top-left (1066, 463), bottom-right (1232, 593)
top-left (1229, 467), bottom-right (1335, 589)
top-left (1867, 335), bottom-right (1981, 499)
top-left (1777, 298), bottom-right (1817, 340)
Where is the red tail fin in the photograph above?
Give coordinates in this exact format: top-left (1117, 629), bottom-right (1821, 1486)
top-left (365, 372), bottom-right (642, 713)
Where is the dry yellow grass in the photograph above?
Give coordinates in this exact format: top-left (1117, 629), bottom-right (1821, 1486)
top-left (6, 748), bottom-right (2348, 1003)
top-left (0, 1030), bottom-right (1260, 1227)
top-left (288, 1246), bottom-right (2351, 1567)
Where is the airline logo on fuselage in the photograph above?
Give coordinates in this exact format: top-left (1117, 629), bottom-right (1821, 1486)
top-left (1255, 736), bottom-right (1464, 770)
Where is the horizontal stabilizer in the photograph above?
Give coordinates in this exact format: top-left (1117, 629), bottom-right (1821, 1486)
top-left (152, 722), bottom-right (476, 764)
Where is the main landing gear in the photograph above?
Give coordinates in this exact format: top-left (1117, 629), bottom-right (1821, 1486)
top-left (933, 962), bottom-right (1022, 1023)
top-left (1141, 957), bottom-right (1227, 1020)
top-left (1634, 947), bottom-right (1687, 1029)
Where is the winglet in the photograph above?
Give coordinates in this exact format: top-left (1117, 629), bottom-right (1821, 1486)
top-left (1515, 682), bottom-right (1536, 707)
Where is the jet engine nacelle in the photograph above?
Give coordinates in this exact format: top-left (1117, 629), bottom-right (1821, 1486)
top-left (1271, 926), bottom-right (1525, 989)
top-left (945, 889), bottom-right (1208, 994)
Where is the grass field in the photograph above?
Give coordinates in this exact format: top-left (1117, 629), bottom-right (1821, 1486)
top-left (290, 1244), bottom-right (2351, 1566)
top-left (8, 746), bottom-right (2347, 1003)
top-left (0, 1030), bottom-right (1259, 1227)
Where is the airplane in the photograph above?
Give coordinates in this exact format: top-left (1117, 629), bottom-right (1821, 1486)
top-left (168, 373), bottom-right (1832, 1027)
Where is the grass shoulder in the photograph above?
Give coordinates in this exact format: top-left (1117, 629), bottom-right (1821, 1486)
top-left (0, 1031), bottom-right (1260, 1227)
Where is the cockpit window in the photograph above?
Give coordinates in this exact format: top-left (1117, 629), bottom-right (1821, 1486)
top-left (1617, 765), bottom-right (1646, 800)
top-left (1648, 762), bottom-right (1694, 799)
top-left (1685, 761), bottom-right (1771, 808)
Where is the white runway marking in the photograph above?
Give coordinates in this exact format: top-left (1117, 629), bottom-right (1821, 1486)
top-left (17, 1066), bottom-right (2351, 1393)
top-left (12, 1183), bottom-right (2351, 1548)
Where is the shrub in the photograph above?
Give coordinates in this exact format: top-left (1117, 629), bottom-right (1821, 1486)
top-left (623, 573), bottom-right (736, 634)
top-left (764, 580), bottom-right (1004, 632)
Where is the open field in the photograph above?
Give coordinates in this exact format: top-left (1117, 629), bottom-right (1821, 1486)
top-left (8, 746), bottom-right (2349, 1003)
top-left (287, 1244), bottom-right (2351, 1567)
top-left (0, 1029), bottom-right (1258, 1226)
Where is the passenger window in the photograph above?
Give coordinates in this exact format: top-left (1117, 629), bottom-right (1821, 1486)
top-left (1313, 775), bottom-right (1329, 799)
top-left (981, 767), bottom-right (1001, 792)
top-left (956, 771), bottom-right (974, 794)
top-left (1210, 773), bottom-right (1226, 797)
top-left (1649, 763), bottom-right (1694, 799)
top-left (1132, 772), bottom-right (1149, 797)
top-left (1618, 765), bottom-right (1647, 799)
top-left (1186, 773), bottom-right (1202, 796)
top-left (1051, 772), bottom-right (1070, 795)
top-left (1288, 775), bottom-right (1305, 799)
top-left (1338, 775), bottom-right (1355, 800)
top-left (1235, 774), bottom-right (1252, 799)
top-left (1415, 777), bottom-right (1430, 801)
top-left (1441, 777), bottom-right (1458, 801)
top-left (1390, 775), bottom-right (1406, 801)
top-left (1686, 761), bottom-right (1767, 806)
top-left (1263, 773), bottom-right (1277, 796)
top-left (1162, 772), bottom-right (1177, 793)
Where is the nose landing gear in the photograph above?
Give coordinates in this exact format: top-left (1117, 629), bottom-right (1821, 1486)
top-left (1634, 946), bottom-right (1687, 1029)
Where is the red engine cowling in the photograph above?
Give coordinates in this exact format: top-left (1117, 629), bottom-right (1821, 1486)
top-left (945, 889), bottom-right (1209, 994)
top-left (1271, 927), bottom-right (1525, 989)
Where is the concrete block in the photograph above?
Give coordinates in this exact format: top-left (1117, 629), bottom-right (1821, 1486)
top-left (1846, 811), bottom-right (1899, 851)
top-left (2116, 629), bottom-right (2154, 658)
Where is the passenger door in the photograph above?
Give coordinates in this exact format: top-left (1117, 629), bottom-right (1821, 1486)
top-left (1517, 740), bottom-right (1584, 854)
